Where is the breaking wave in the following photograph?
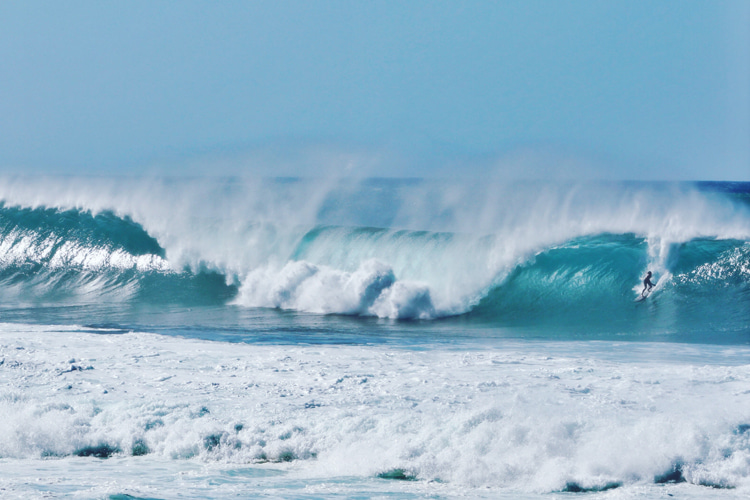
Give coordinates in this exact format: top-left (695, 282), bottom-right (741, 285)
top-left (0, 177), bottom-right (747, 327)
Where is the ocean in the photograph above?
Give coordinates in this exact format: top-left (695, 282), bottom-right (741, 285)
top-left (0, 176), bottom-right (748, 499)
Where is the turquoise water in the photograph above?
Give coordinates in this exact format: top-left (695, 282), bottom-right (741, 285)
top-left (0, 177), bottom-right (748, 498)
top-left (0, 178), bottom-right (747, 343)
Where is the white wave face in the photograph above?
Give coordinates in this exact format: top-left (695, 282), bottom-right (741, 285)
top-left (0, 224), bottom-right (171, 304)
top-left (0, 226), bottom-right (169, 273)
top-left (1, 324), bottom-right (750, 498)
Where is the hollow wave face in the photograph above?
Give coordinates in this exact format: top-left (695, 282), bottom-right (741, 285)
top-left (0, 204), bottom-right (233, 306)
top-left (471, 235), bottom-right (750, 333)
top-left (0, 177), bottom-right (747, 328)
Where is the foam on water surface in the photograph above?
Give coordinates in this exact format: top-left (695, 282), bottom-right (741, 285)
top-left (1, 323), bottom-right (749, 498)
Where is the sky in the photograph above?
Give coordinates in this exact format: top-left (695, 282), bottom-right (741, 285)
top-left (0, 0), bottom-right (748, 180)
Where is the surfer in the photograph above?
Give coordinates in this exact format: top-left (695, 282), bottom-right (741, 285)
top-left (642, 271), bottom-right (655, 296)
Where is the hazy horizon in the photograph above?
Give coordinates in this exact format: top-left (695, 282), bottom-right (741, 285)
top-left (1, 1), bottom-right (748, 181)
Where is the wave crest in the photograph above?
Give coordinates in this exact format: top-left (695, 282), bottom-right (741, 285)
top-left (0, 178), bottom-right (747, 325)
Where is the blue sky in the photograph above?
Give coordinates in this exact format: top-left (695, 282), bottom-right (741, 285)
top-left (1, 0), bottom-right (748, 180)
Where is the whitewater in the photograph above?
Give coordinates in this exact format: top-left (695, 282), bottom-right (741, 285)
top-left (0, 176), bottom-right (748, 499)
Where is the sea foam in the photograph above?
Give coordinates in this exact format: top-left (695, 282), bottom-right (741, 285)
top-left (1, 323), bottom-right (749, 497)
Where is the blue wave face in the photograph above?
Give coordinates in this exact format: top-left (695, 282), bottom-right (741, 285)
top-left (0, 204), bottom-right (235, 306)
top-left (469, 235), bottom-right (750, 335)
top-left (0, 178), bottom-right (747, 339)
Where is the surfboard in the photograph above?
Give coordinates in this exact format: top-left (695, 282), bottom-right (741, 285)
top-left (635, 288), bottom-right (652, 302)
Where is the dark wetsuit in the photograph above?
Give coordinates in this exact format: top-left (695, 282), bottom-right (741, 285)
top-left (642, 274), bottom-right (655, 295)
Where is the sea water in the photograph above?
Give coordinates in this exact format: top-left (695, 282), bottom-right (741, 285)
top-left (0, 176), bottom-right (748, 499)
